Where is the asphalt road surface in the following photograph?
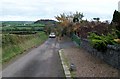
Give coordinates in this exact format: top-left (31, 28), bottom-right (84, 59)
top-left (2, 38), bottom-right (75, 77)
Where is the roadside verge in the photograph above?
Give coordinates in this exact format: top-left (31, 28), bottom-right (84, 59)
top-left (59, 49), bottom-right (71, 79)
top-left (2, 32), bottom-right (48, 69)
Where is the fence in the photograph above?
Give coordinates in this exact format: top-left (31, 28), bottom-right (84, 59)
top-left (71, 34), bottom-right (81, 46)
top-left (71, 34), bottom-right (120, 69)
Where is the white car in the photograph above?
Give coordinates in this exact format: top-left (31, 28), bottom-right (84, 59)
top-left (49, 33), bottom-right (56, 38)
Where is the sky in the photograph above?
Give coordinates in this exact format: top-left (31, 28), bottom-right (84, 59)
top-left (1, 0), bottom-right (120, 21)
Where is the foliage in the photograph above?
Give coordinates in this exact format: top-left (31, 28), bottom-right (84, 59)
top-left (77, 21), bottom-right (112, 38)
top-left (2, 25), bottom-right (44, 34)
top-left (116, 30), bottom-right (120, 38)
top-left (73, 11), bottom-right (84, 22)
top-left (112, 10), bottom-right (120, 24)
top-left (44, 25), bottom-right (52, 34)
top-left (93, 17), bottom-right (100, 21)
top-left (112, 10), bottom-right (120, 31)
top-left (2, 34), bottom-right (33, 47)
top-left (114, 39), bottom-right (120, 44)
top-left (55, 12), bottom-right (84, 37)
top-left (88, 32), bottom-right (117, 52)
top-left (2, 32), bottom-right (48, 62)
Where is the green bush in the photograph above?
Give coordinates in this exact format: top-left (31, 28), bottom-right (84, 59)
top-left (116, 30), bottom-right (120, 38)
top-left (2, 34), bottom-right (35, 47)
top-left (2, 32), bottom-right (48, 62)
top-left (88, 33), bottom-right (116, 52)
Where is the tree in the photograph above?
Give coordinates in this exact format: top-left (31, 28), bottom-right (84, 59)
top-left (73, 11), bottom-right (84, 21)
top-left (55, 12), bottom-right (84, 37)
top-left (44, 25), bottom-right (51, 34)
top-left (73, 17), bottom-right (79, 23)
top-left (93, 17), bottom-right (100, 22)
top-left (112, 10), bottom-right (120, 38)
top-left (112, 10), bottom-right (120, 31)
top-left (112, 10), bottom-right (120, 23)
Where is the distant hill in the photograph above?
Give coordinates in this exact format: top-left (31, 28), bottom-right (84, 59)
top-left (1, 20), bottom-right (57, 27)
top-left (34, 19), bottom-right (57, 26)
top-left (2, 21), bottom-right (34, 26)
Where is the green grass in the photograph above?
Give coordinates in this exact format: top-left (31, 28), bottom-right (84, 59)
top-left (60, 50), bottom-right (76, 78)
top-left (2, 32), bottom-right (48, 63)
top-left (0, 47), bottom-right (2, 64)
top-left (61, 50), bottom-right (69, 66)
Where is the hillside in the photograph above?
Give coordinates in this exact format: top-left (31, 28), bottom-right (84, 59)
top-left (34, 19), bottom-right (57, 25)
top-left (2, 21), bottom-right (34, 27)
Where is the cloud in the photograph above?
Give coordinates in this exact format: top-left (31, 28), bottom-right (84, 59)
top-left (1, 0), bottom-right (120, 21)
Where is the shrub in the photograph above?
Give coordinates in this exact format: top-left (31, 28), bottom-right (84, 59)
top-left (2, 34), bottom-right (34, 47)
top-left (116, 30), bottom-right (120, 38)
top-left (88, 33), bottom-right (116, 52)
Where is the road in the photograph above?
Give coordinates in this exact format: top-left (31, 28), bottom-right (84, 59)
top-left (2, 37), bottom-right (75, 77)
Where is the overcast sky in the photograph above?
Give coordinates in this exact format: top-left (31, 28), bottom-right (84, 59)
top-left (1, 0), bottom-right (120, 21)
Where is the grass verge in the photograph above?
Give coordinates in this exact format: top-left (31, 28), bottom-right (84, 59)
top-left (60, 49), bottom-right (77, 78)
top-left (2, 32), bottom-right (48, 63)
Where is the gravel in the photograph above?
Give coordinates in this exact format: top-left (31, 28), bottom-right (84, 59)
top-left (63, 47), bottom-right (119, 77)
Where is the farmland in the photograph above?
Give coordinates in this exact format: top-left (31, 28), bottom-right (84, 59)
top-left (1, 21), bottom-right (45, 34)
top-left (1, 21), bottom-right (50, 63)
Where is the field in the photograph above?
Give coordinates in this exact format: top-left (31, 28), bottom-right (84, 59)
top-left (1, 21), bottom-right (48, 63)
top-left (1, 21), bottom-right (45, 34)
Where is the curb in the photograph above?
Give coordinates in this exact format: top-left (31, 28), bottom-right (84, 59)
top-left (59, 49), bottom-right (71, 79)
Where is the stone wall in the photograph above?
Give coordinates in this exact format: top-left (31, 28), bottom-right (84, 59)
top-left (80, 38), bottom-right (120, 70)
